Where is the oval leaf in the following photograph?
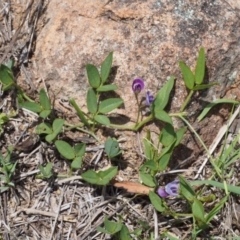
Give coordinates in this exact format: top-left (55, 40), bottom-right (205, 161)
top-left (100, 52), bottom-right (113, 83)
top-left (87, 88), bottom-right (98, 114)
top-left (192, 82), bottom-right (218, 91)
top-left (194, 47), bottom-right (205, 85)
top-left (158, 152), bottom-right (172, 171)
top-left (52, 118), bottom-right (65, 134)
top-left (154, 109), bottom-right (173, 125)
top-left (104, 138), bottom-right (121, 158)
top-left (97, 84), bottom-right (118, 92)
top-left (86, 64), bottom-right (101, 88)
top-left (153, 76), bottom-right (174, 110)
top-left (139, 172), bottom-right (156, 187)
top-left (149, 191), bottom-right (165, 212)
top-left (39, 88), bottom-right (51, 110)
top-left (94, 115), bottom-right (110, 126)
top-left (192, 199), bottom-right (205, 223)
top-left (179, 61), bottom-right (195, 90)
top-left (20, 102), bottom-right (41, 113)
top-left (69, 98), bottom-right (89, 127)
top-left (159, 123), bottom-right (176, 147)
top-left (55, 140), bottom-right (75, 160)
top-left (179, 175), bottom-right (195, 201)
top-left (71, 156), bottom-right (83, 169)
top-left (81, 170), bottom-right (99, 184)
top-left (97, 166), bottom-right (118, 185)
top-left (99, 98), bottom-right (123, 113)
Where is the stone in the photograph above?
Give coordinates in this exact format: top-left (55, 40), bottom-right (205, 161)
top-left (33, 0), bottom-right (240, 164)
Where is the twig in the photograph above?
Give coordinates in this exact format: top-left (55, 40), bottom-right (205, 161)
top-left (50, 186), bottom-right (66, 239)
top-left (10, 208), bottom-right (77, 223)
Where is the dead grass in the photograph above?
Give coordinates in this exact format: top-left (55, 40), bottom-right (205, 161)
top-left (0, 1), bottom-right (240, 239)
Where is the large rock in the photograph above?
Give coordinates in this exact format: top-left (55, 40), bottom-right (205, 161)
top-left (34, 0), bottom-right (240, 120)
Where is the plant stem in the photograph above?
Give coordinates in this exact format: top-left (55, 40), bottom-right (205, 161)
top-left (64, 122), bottom-right (100, 142)
top-left (179, 116), bottom-right (213, 161)
top-left (180, 90), bottom-right (194, 112)
top-left (134, 93), bottom-right (141, 125)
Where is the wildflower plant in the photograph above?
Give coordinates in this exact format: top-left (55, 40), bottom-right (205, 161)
top-left (0, 48), bottom-right (240, 239)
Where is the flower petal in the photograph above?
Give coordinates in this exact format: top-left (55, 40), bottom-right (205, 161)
top-left (165, 179), bottom-right (179, 196)
top-left (146, 91), bottom-right (154, 106)
top-left (132, 78), bottom-right (145, 93)
top-left (157, 187), bottom-right (169, 198)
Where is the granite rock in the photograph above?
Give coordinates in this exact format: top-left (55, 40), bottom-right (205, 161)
top-left (34, 0), bottom-right (240, 121)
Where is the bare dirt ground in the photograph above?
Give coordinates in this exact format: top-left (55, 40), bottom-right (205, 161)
top-left (0, 1), bottom-right (240, 239)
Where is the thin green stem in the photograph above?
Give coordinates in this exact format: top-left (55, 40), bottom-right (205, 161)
top-left (179, 116), bottom-right (213, 161)
top-left (180, 90), bottom-right (194, 112)
top-left (64, 122), bottom-right (100, 142)
top-left (134, 93), bottom-right (141, 125)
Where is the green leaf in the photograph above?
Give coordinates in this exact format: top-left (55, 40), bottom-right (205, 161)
top-left (94, 115), bottom-right (110, 126)
top-left (192, 199), bottom-right (205, 223)
top-left (104, 218), bottom-right (122, 234)
top-left (153, 76), bottom-right (174, 110)
top-left (74, 143), bottom-right (86, 157)
top-left (159, 140), bottom-right (175, 158)
top-left (197, 98), bottom-right (239, 121)
top-left (100, 52), bottom-right (113, 83)
top-left (0, 64), bottom-right (14, 87)
top-left (39, 109), bottom-right (51, 119)
top-left (143, 138), bottom-right (154, 160)
top-left (175, 127), bottom-right (187, 147)
top-left (99, 98), bottom-right (123, 113)
top-left (39, 88), bottom-right (51, 110)
top-left (104, 138), bottom-right (121, 158)
top-left (45, 133), bottom-right (58, 143)
top-left (149, 191), bottom-right (165, 212)
top-left (205, 196), bottom-right (227, 223)
top-left (96, 226), bottom-right (110, 234)
top-left (71, 156), bottom-right (83, 169)
top-left (179, 61), bottom-right (195, 90)
top-left (87, 88), bottom-right (98, 114)
top-left (97, 84), bottom-right (118, 92)
top-left (154, 109), bottom-right (173, 125)
top-left (82, 166), bottom-right (118, 185)
top-left (190, 180), bottom-right (240, 195)
top-left (36, 123), bottom-right (52, 135)
top-left (69, 98), bottom-right (89, 127)
top-left (81, 170), bottom-right (99, 184)
top-left (97, 166), bottom-right (118, 185)
top-left (52, 118), bottom-right (65, 135)
top-left (179, 176), bottom-right (196, 202)
top-left (139, 172), bottom-right (156, 187)
top-left (55, 140), bottom-right (75, 160)
top-left (38, 163), bottom-right (53, 179)
top-left (192, 82), bottom-right (218, 91)
top-left (19, 102), bottom-right (41, 113)
top-left (86, 64), bottom-right (101, 88)
top-left (194, 47), bottom-right (205, 84)
top-left (159, 123), bottom-right (176, 147)
top-left (142, 160), bottom-right (158, 171)
top-left (158, 152), bottom-right (172, 171)
top-left (119, 225), bottom-right (131, 240)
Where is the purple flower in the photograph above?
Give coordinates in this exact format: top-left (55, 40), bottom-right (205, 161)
top-left (146, 91), bottom-right (154, 106)
top-left (157, 179), bottom-right (179, 198)
top-left (132, 78), bottom-right (145, 93)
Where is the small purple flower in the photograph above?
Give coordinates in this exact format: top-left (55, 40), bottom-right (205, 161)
top-left (157, 179), bottom-right (179, 198)
top-left (146, 91), bottom-right (154, 106)
top-left (132, 78), bottom-right (145, 93)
